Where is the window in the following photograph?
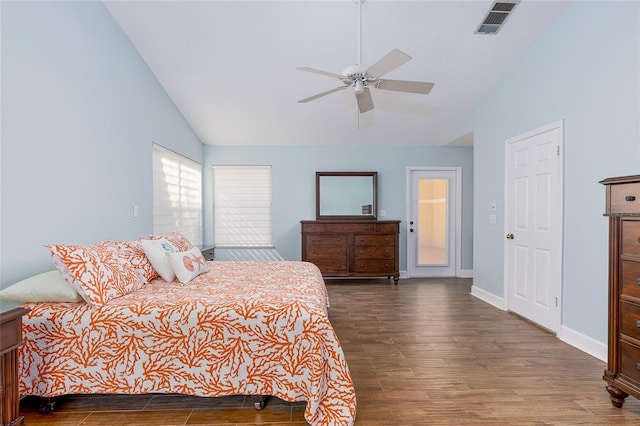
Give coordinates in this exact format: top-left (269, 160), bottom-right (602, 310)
top-left (152, 144), bottom-right (202, 246)
top-left (212, 165), bottom-right (272, 247)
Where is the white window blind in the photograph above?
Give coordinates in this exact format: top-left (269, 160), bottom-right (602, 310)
top-left (212, 165), bottom-right (272, 247)
top-left (152, 144), bottom-right (202, 246)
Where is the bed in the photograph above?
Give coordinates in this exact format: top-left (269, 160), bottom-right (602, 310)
top-left (14, 242), bottom-right (356, 426)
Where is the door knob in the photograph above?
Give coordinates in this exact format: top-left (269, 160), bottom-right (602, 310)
top-left (506, 233), bottom-right (514, 240)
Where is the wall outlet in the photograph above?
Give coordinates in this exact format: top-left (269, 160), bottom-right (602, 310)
top-left (379, 210), bottom-right (386, 217)
top-left (133, 205), bottom-right (139, 218)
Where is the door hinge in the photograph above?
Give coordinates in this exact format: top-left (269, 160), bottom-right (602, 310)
top-left (557, 146), bottom-right (560, 156)
top-left (555, 296), bottom-right (558, 307)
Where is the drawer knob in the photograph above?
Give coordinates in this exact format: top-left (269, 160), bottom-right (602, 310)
top-left (636, 362), bottom-right (640, 371)
top-left (637, 277), bottom-right (640, 286)
top-left (636, 320), bottom-right (640, 328)
top-left (626, 195), bottom-right (637, 202)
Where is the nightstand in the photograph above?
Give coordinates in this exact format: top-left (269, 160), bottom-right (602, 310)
top-left (199, 245), bottom-right (215, 261)
top-left (1, 305), bottom-right (29, 426)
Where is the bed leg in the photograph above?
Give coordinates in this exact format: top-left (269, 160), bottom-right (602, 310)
top-left (252, 395), bottom-right (269, 411)
top-left (37, 397), bottom-right (56, 414)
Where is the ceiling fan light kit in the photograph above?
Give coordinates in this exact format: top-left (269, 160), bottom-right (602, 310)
top-left (297, 0), bottom-right (434, 114)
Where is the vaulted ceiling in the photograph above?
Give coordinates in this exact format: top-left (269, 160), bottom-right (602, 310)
top-left (104, 0), bottom-right (571, 146)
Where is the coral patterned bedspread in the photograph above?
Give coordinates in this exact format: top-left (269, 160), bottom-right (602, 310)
top-left (19, 261), bottom-right (356, 426)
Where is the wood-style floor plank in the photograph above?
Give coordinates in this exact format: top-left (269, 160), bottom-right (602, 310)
top-left (19, 278), bottom-right (640, 425)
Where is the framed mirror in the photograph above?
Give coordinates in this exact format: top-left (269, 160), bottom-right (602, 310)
top-left (316, 172), bottom-right (377, 220)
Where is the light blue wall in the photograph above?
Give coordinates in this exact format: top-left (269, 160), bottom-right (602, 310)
top-left (0, 1), bottom-right (203, 287)
top-left (456, 1), bottom-right (640, 344)
top-left (203, 145), bottom-right (474, 272)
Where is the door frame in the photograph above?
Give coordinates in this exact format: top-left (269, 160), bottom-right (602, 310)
top-left (405, 166), bottom-right (462, 277)
top-left (503, 120), bottom-right (564, 332)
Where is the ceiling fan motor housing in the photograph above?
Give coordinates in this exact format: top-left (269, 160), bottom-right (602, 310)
top-left (341, 64), bottom-right (374, 90)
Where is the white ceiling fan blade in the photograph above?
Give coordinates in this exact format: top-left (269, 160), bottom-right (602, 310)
top-left (365, 49), bottom-right (412, 78)
top-left (298, 86), bottom-right (349, 103)
top-left (296, 67), bottom-right (344, 80)
top-left (376, 79), bottom-right (434, 94)
top-left (356, 88), bottom-right (374, 113)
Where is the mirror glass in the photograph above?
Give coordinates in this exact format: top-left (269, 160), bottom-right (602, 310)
top-left (316, 172), bottom-right (377, 219)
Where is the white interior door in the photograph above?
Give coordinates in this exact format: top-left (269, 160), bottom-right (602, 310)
top-left (407, 168), bottom-right (460, 277)
top-left (505, 121), bottom-right (563, 333)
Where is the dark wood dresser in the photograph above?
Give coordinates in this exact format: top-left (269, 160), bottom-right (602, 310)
top-left (0, 306), bottom-right (29, 426)
top-left (301, 220), bottom-right (400, 284)
top-left (601, 175), bottom-right (640, 408)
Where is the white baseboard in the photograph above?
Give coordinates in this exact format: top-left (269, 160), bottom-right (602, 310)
top-left (558, 325), bottom-right (607, 362)
top-left (470, 285), bottom-right (506, 310)
top-left (470, 288), bottom-right (608, 361)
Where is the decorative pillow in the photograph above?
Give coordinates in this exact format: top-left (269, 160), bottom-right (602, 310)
top-left (140, 238), bottom-right (180, 281)
top-left (0, 270), bottom-right (83, 303)
top-left (168, 246), bottom-right (210, 284)
top-left (48, 242), bottom-right (145, 308)
top-left (115, 240), bottom-right (158, 282)
top-left (148, 232), bottom-right (193, 252)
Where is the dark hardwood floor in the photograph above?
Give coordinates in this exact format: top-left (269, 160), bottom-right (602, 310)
top-left (20, 278), bottom-right (640, 425)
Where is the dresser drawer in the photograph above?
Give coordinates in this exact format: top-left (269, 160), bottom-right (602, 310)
top-left (621, 300), bottom-right (640, 341)
top-left (310, 259), bottom-right (348, 273)
top-left (354, 246), bottom-right (394, 259)
top-left (353, 259), bottom-right (396, 274)
top-left (305, 245), bottom-right (348, 259)
top-left (301, 223), bottom-right (326, 233)
top-left (621, 261), bottom-right (640, 299)
top-left (609, 183), bottom-right (640, 214)
top-left (375, 222), bottom-right (399, 233)
top-left (354, 234), bottom-right (396, 246)
top-left (325, 223), bottom-right (374, 233)
top-left (622, 220), bottom-right (640, 257)
top-left (620, 340), bottom-right (640, 384)
top-left (305, 234), bottom-right (346, 245)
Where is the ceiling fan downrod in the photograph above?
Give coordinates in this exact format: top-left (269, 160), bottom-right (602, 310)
top-left (356, 0), bottom-right (364, 65)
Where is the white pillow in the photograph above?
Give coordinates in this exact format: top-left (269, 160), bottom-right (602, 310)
top-left (169, 246), bottom-right (210, 284)
top-left (140, 238), bottom-right (179, 281)
top-left (0, 270), bottom-right (83, 303)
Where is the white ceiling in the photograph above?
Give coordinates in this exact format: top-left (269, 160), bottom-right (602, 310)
top-left (104, 0), bottom-right (571, 147)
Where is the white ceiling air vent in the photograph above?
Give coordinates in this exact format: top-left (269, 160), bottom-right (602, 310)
top-left (475, 1), bottom-right (519, 35)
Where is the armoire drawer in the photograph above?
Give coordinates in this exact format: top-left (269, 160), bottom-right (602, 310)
top-left (621, 261), bottom-right (640, 300)
top-left (609, 183), bottom-right (640, 214)
top-left (622, 220), bottom-right (640, 258)
top-left (620, 300), bottom-right (640, 341)
top-left (620, 340), bottom-right (640, 384)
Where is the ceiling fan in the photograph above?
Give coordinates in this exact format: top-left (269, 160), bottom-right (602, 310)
top-left (297, 0), bottom-right (434, 114)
